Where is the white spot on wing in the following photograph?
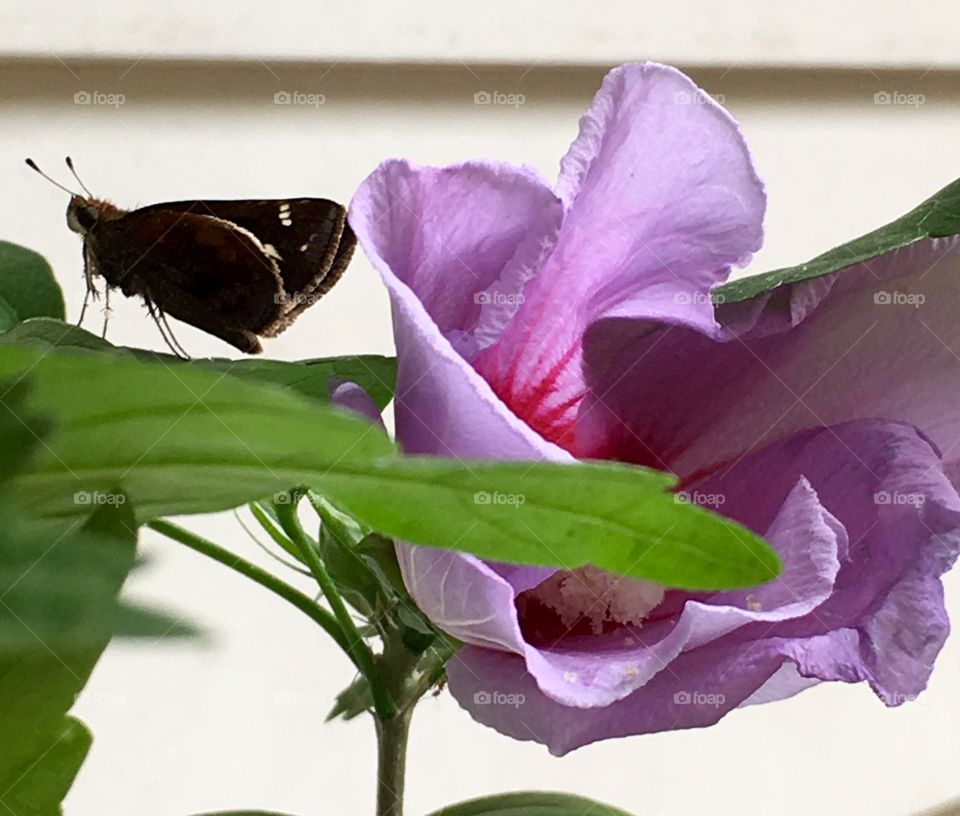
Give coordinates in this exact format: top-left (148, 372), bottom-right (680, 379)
top-left (263, 243), bottom-right (282, 260)
top-left (195, 214), bottom-right (282, 285)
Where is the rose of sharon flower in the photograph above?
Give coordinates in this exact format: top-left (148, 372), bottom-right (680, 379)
top-left (349, 62), bottom-right (960, 754)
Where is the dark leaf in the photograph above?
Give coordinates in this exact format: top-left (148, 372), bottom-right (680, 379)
top-left (0, 242), bottom-right (65, 325)
top-left (426, 791), bottom-right (635, 815)
top-left (0, 500), bottom-right (193, 656)
top-left (0, 378), bottom-right (53, 482)
top-left (191, 812), bottom-right (300, 816)
top-left (715, 175), bottom-right (960, 304)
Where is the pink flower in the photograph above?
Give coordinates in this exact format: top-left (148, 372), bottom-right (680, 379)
top-left (349, 63), bottom-right (960, 754)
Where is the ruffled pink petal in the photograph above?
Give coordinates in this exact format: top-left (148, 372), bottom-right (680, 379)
top-left (421, 463), bottom-right (842, 711)
top-left (575, 235), bottom-right (960, 476)
top-left (514, 474), bottom-right (842, 709)
top-left (447, 636), bottom-right (791, 756)
top-left (350, 158), bottom-right (571, 462)
top-left (445, 419), bottom-right (960, 752)
top-left (348, 158), bottom-right (562, 355)
top-left (351, 159), bottom-right (573, 632)
top-left (473, 62), bottom-right (766, 450)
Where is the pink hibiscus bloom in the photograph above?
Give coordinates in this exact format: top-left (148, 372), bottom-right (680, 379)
top-left (349, 63), bottom-right (960, 754)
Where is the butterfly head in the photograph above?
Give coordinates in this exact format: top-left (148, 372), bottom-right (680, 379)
top-left (65, 196), bottom-right (123, 236)
top-left (66, 196), bottom-right (102, 235)
top-left (27, 157), bottom-right (119, 236)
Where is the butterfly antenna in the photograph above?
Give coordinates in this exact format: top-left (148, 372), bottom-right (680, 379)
top-left (24, 158), bottom-right (79, 196)
top-left (64, 157), bottom-right (94, 197)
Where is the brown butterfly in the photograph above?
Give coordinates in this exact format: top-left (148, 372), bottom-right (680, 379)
top-left (27, 158), bottom-right (355, 355)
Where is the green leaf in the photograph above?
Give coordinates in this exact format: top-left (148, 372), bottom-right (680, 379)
top-left (248, 501), bottom-right (304, 565)
top-left (0, 378), bottom-right (54, 481)
top-left (353, 533), bottom-right (408, 599)
top-left (0, 242), bottom-right (66, 325)
top-left (326, 674), bottom-right (374, 722)
top-left (0, 504), bottom-right (141, 815)
top-left (313, 492), bottom-right (371, 546)
top-left (0, 294), bottom-right (19, 333)
top-left (0, 704), bottom-right (93, 816)
top-left (318, 527), bottom-right (381, 618)
top-left (0, 389), bottom-right (185, 814)
top-left (714, 175), bottom-right (960, 304)
top-left (0, 503), bottom-right (193, 655)
top-left (315, 459), bottom-right (781, 590)
top-left (397, 602), bottom-right (438, 653)
top-left (0, 379), bottom-right (192, 649)
top-left (0, 716), bottom-right (91, 816)
top-left (0, 345), bottom-right (395, 521)
top-left (426, 792), bottom-right (635, 816)
top-left (0, 318), bottom-right (396, 409)
top-left (0, 345), bottom-right (778, 589)
top-left (204, 354), bottom-right (396, 412)
top-left (0, 318), bottom-right (115, 351)
top-left (313, 494), bottom-right (397, 617)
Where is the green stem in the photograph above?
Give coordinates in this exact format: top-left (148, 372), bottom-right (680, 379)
top-left (273, 501), bottom-right (397, 721)
top-left (152, 515), bottom-right (436, 816)
top-left (147, 519), bottom-right (353, 660)
top-left (248, 501), bottom-right (309, 566)
top-left (375, 708), bottom-right (412, 816)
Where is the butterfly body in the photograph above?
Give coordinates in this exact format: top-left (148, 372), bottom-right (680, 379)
top-left (64, 193), bottom-right (355, 354)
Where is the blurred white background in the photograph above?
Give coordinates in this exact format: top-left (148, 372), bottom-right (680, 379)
top-left (1, 3), bottom-right (959, 815)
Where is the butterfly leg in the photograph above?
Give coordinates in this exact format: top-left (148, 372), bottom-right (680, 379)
top-left (78, 287), bottom-right (92, 328)
top-left (143, 294), bottom-right (190, 359)
top-left (77, 245), bottom-right (101, 327)
top-left (156, 306), bottom-right (192, 359)
top-left (100, 287), bottom-right (112, 339)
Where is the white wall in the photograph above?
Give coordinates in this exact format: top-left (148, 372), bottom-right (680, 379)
top-left (3, 0), bottom-right (960, 68)
top-left (2, 10), bottom-right (960, 816)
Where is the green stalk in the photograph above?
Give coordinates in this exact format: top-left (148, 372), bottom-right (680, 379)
top-left (147, 519), bottom-right (353, 660)
top-left (273, 500), bottom-right (397, 721)
top-left (153, 512), bottom-right (449, 816)
top-left (375, 708), bottom-right (412, 816)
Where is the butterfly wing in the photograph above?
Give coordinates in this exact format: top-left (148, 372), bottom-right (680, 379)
top-left (88, 206), bottom-right (285, 353)
top-left (132, 199), bottom-right (355, 308)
